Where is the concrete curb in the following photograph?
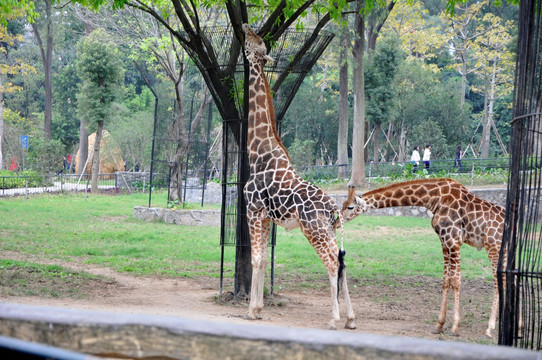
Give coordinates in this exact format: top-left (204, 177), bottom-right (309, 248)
top-left (0, 303), bottom-right (538, 360)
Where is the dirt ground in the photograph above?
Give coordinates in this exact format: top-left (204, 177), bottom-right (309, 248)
top-left (0, 251), bottom-right (498, 346)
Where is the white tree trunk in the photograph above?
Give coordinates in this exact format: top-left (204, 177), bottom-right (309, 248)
top-left (91, 121), bottom-right (103, 193)
top-left (460, 60), bottom-right (467, 109)
top-left (481, 60), bottom-right (498, 158)
top-left (349, 6), bottom-right (366, 187)
top-left (337, 25), bottom-right (349, 179)
top-left (398, 119), bottom-right (406, 162)
top-left (0, 76), bottom-right (4, 171)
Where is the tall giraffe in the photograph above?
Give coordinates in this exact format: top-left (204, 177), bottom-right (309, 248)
top-left (241, 24), bottom-right (355, 330)
top-left (341, 178), bottom-right (505, 337)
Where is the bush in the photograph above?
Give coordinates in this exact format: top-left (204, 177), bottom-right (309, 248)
top-left (0, 170), bottom-right (45, 189)
top-left (27, 134), bottom-right (65, 175)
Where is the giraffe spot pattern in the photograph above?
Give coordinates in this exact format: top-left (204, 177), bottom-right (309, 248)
top-left (344, 178), bottom-right (505, 335)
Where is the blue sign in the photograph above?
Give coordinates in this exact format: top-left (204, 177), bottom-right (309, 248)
top-left (20, 135), bottom-right (29, 149)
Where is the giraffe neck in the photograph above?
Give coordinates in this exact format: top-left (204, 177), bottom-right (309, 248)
top-left (247, 58), bottom-right (288, 160)
top-left (362, 179), bottom-right (459, 212)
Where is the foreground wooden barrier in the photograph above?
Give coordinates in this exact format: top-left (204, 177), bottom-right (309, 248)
top-left (0, 303), bottom-right (538, 360)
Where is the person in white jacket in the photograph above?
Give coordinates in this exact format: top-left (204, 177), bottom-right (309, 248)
top-left (423, 144), bottom-right (431, 170)
top-left (410, 146), bottom-right (420, 172)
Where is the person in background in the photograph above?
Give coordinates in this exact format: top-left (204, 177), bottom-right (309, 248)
top-left (454, 145), bottom-right (463, 172)
top-left (67, 154), bottom-right (73, 171)
top-left (423, 144), bottom-right (431, 170)
top-left (410, 145), bottom-right (420, 173)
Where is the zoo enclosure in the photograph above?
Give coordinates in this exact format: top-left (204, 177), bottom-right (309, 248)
top-left (0, 156), bottom-right (510, 198)
top-left (498, 0), bottom-right (542, 351)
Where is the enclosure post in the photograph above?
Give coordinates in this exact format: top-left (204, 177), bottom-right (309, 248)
top-left (166, 166), bottom-right (172, 205)
top-left (201, 101), bottom-right (213, 207)
top-left (219, 244), bottom-right (225, 295)
top-left (270, 224), bottom-right (276, 295)
top-left (183, 96), bottom-right (195, 204)
top-left (219, 118), bottom-right (229, 295)
top-left (147, 81), bottom-right (159, 207)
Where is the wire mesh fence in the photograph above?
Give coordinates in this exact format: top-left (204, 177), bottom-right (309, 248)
top-left (498, 0), bottom-right (542, 350)
top-left (0, 173), bottom-right (151, 197)
top-left (0, 156), bottom-right (510, 199)
top-left (294, 157), bottom-right (510, 182)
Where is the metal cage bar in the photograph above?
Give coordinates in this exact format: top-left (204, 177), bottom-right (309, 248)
top-left (498, 0), bottom-right (542, 350)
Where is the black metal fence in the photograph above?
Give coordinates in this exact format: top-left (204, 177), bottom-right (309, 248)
top-left (0, 172), bottom-right (155, 197)
top-left (1, 156), bottom-right (510, 199)
top-left (498, 0), bottom-right (542, 350)
top-left (295, 157), bottom-right (510, 182)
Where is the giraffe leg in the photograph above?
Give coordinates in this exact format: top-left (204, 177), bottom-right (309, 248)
top-left (484, 245), bottom-right (500, 338)
top-left (246, 217), bottom-right (270, 320)
top-left (433, 274), bottom-right (450, 334)
top-left (256, 223), bottom-right (270, 313)
top-left (301, 222), bottom-right (345, 330)
top-left (340, 269), bottom-right (356, 329)
top-left (326, 269), bottom-right (341, 330)
top-left (448, 246), bottom-right (462, 336)
top-left (433, 243), bottom-right (453, 335)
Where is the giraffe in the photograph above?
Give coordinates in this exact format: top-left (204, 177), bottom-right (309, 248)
top-left (341, 178), bottom-right (505, 337)
top-left (241, 23), bottom-right (356, 330)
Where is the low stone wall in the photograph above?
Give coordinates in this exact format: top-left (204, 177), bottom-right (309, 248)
top-left (0, 303), bottom-right (537, 360)
top-left (133, 206), bottom-right (220, 226)
top-left (134, 188), bottom-right (508, 225)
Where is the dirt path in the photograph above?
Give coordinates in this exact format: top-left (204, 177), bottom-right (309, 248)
top-left (0, 251), bottom-right (497, 346)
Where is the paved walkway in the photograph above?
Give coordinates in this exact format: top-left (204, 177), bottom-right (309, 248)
top-left (0, 181), bottom-right (115, 197)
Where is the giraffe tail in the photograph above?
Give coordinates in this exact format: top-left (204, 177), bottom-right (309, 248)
top-left (337, 248), bottom-right (346, 298)
top-left (335, 206), bottom-right (346, 298)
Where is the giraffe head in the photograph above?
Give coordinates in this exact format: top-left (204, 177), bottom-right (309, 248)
top-left (341, 186), bottom-right (367, 222)
top-left (242, 24), bottom-right (274, 63)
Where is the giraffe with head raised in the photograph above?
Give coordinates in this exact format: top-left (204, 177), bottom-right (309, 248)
top-left (341, 178), bottom-right (505, 337)
top-left (241, 23), bottom-right (356, 330)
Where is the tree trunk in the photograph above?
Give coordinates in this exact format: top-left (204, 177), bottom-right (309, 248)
top-left (481, 60), bottom-right (498, 158)
top-left (0, 75), bottom-right (4, 170)
top-left (31, 0), bottom-right (53, 140)
top-left (91, 120), bottom-right (103, 193)
top-left (78, 10), bottom-right (92, 175)
top-left (372, 122), bottom-right (381, 162)
top-left (367, 1), bottom-right (396, 52)
top-left (337, 25), bottom-right (349, 179)
top-left (78, 119), bottom-right (88, 175)
top-left (385, 121), bottom-right (393, 162)
top-left (168, 78), bottom-right (188, 203)
top-left (460, 60), bottom-right (467, 109)
top-left (349, 5), bottom-right (366, 187)
top-left (480, 80), bottom-right (491, 158)
top-left (398, 119), bottom-right (406, 162)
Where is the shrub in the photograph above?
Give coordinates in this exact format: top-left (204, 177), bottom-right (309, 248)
top-left (0, 170), bottom-right (45, 189)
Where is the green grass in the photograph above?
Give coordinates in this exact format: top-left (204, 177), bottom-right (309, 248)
top-left (0, 191), bottom-right (227, 277)
top-left (0, 191), bottom-right (494, 288)
top-left (0, 259), bottom-right (108, 298)
top-left (274, 216), bottom-right (493, 288)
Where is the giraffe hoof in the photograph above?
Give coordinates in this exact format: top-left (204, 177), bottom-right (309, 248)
top-left (484, 330), bottom-right (493, 338)
top-left (431, 328), bottom-right (444, 335)
top-left (345, 320), bottom-right (357, 330)
top-left (244, 313), bottom-right (261, 321)
top-left (327, 320), bottom-right (337, 330)
top-left (243, 314), bottom-right (255, 320)
top-left (447, 331), bottom-right (460, 337)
